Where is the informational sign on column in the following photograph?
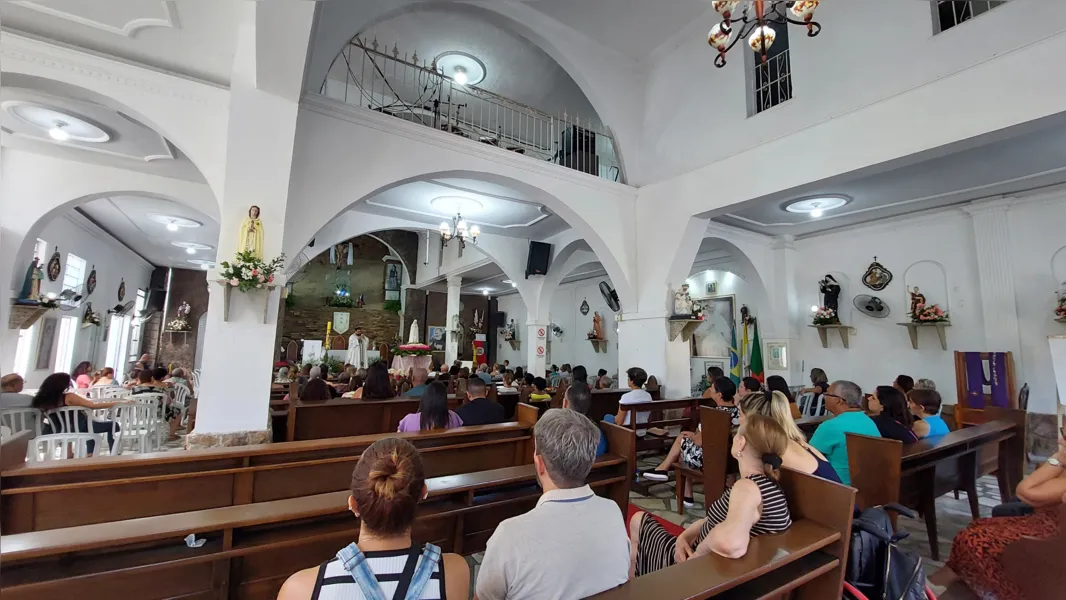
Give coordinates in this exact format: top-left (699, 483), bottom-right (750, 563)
top-left (536, 326), bottom-right (546, 340)
top-left (536, 344), bottom-right (546, 357)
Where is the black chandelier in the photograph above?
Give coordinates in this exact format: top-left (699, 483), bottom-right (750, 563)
top-left (708, 1), bottom-right (822, 68)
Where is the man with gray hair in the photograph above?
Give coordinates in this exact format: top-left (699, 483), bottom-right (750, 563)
top-left (809, 380), bottom-right (881, 486)
top-left (476, 409), bottom-right (629, 600)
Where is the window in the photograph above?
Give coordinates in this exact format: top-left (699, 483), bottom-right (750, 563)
top-left (750, 23), bottom-right (792, 115)
top-left (34, 238), bottom-right (48, 263)
top-left (129, 289), bottom-right (147, 360)
top-left (13, 326), bottom-right (34, 378)
top-left (55, 315), bottom-right (78, 372)
top-left (62, 253), bottom-right (86, 291)
top-left (934, 1), bottom-right (1006, 33)
top-left (105, 314), bottom-right (131, 372)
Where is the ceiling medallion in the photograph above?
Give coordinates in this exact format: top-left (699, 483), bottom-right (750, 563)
top-left (707, 1), bottom-right (822, 68)
top-left (149, 214), bottom-right (202, 231)
top-left (434, 51), bottom-right (487, 86)
top-left (3, 101), bottom-right (111, 143)
top-left (783, 195), bottom-right (849, 218)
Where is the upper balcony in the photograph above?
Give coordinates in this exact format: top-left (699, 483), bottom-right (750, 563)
top-left (318, 36), bottom-right (625, 185)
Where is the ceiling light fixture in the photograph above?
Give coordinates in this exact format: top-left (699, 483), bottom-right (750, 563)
top-left (435, 51), bottom-right (486, 86)
top-left (439, 212), bottom-right (480, 249)
top-left (482, 289), bottom-right (489, 296)
top-left (707, 1), bottom-right (822, 68)
top-left (186, 247), bottom-right (197, 254)
top-left (784, 195), bottom-right (849, 219)
top-left (48, 121), bottom-right (71, 141)
top-left (171, 241), bottom-right (214, 254)
top-left (149, 214), bottom-right (203, 230)
top-left (166, 222), bottom-right (179, 232)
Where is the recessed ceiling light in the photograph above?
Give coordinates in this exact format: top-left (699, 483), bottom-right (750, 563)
top-left (3, 101), bottom-right (110, 143)
top-left (149, 214), bottom-right (202, 230)
top-left (171, 241), bottom-right (213, 252)
top-left (482, 289), bottom-right (489, 296)
top-left (187, 259), bottom-right (215, 271)
top-left (435, 51), bottom-right (486, 86)
top-left (784, 195), bottom-right (850, 218)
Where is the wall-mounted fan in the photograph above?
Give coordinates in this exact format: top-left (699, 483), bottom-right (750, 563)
top-left (853, 294), bottom-right (890, 319)
top-left (108, 301), bottom-right (134, 316)
top-left (285, 251), bottom-right (311, 286)
top-left (57, 284), bottom-right (88, 311)
top-left (599, 281), bottom-right (621, 313)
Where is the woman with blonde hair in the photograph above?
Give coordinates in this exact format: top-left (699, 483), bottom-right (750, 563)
top-left (737, 390), bottom-right (840, 483)
top-left (628, 414), bottom-right (792, 574)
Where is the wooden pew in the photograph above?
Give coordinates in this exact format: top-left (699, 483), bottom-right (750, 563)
top-left (286, 394), bottom-right (462, 441)
top-left (616, 397), bottom-right (701, 453)
top-left (675, 407), bottom-right (734, 514)
top-left (1, 430), bottom-right (33, 472)
top-left (845, 414), bottom-right (1025, 561)
top-left (591, 468), bottom-right (856, 600)
top-left (1, 409), bottom-right (539, 534)
top-left (586, 387), bottom-right (662, 425)
top-left (0, 424), bottom-right (635, 600)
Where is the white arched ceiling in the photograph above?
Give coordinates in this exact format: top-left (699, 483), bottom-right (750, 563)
top-left (307, 0), bottom-right (641, 181)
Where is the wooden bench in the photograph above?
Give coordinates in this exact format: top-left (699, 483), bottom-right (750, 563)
top-left (846, 408), bottom-right (1026, 561)
top-left (617, 397), bottom-right (703, 453)
top-left (591, 467), bottom-right (857, 600)
top-left (286, 394), bottom-right (463, 440)
top-left (0, 422), bottom-right (635, 600)
top-left (587, 387), bottom-right (662, 425)
top-left (0, 405), bottom-right (540, 534)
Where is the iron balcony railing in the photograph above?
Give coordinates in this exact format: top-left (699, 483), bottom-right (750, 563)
top-left (320, 39), bottom-right (624, 183)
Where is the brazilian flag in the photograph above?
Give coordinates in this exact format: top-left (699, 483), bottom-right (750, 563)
top-left (729, 326), bottom-right (741, 385)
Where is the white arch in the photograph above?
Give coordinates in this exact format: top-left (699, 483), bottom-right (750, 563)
top-left (285, 110), bottom-right (638, 306)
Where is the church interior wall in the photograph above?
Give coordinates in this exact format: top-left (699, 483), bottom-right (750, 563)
top-left (790, 193), bottom-right (1066, 417)
top-left (17, 213), bottom-right (153, 388)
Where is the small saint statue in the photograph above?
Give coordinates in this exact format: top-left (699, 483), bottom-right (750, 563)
top-left (238, 205), bottom-right (264, 259)
top-left (673, 284), bottom-right (694, 317)
top-left (408, 319), bottom-right (420, 344)
top-left (908, 286), bottom-right (926, 316)
top-left (503, 319), bottom-right (516, 341)
top-left (819, 275), bottom-right (841, 314)
top-left (18, 257), bottom-right (43, 303)
top-left (592, 312), bottom-right (605, 340)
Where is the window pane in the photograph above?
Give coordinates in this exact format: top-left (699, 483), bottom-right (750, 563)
top-left (13, 326), bottom-right (34, 378)
top-left (62, 254), bottom-right (86, 291)
top-left (56, 316), bottom-right (78, 373)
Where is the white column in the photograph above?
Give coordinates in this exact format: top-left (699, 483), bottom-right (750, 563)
top-left (963, 198), bottom-right (1022, 357)
top-left (768, 235), bottom-right (802, 382)
top-left (445, 276), bottom-right (462, 365)
top-left (192, 2), bottom-right (314, 438)
top-left (617, 310), bottom-right (689, 397)
top-left (526, 321), bottom-right (548, 377)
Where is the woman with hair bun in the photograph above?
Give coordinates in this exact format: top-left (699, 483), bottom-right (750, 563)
top-left (737, 391), bottom-right (841, 483)
top-left (628, 414), bottom-right (792, 575)
top-left (278, 438), bottom-right (469, 600)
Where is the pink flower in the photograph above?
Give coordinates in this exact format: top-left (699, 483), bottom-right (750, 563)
top-left (251, 269), bottom-right (259, 276)
top-left (257, 283), bottom-right (263, 288)
top-left (258, 275), bottom-right (265, 282)
top-left (230, 278), bottom-right (239, 286)
top-left (267, 275), bottom-right (275, 283)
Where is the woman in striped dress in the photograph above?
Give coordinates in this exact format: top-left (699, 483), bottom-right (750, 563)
top-left (628, 415), bottom-right (792, 576)
top-left (278, 438), bottom-right (469, 600)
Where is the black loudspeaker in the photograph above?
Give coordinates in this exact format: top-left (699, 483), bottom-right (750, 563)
top-left (491, 311), bottom-right (507, 328)
top-left (525, 242), bottom-right (552, 278)
top-left (146, 288), bottom-right (166, 312)
top-left (149, 267), bottom-right (168, 291)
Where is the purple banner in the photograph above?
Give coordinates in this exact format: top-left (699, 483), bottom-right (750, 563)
top-left (963, 352), bottom-right (1010, 409)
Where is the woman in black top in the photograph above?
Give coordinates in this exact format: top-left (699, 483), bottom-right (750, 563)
top-left (868, 385), bottom-right (918, 443)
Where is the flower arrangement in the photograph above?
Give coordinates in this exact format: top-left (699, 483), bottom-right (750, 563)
top-left (167, 301), bottom-right (191, 331)
top-left (392, 343), bottom-right (431, 357)
top-left (218, 251), bottom-right (283, 292)
top-left (82, 309), bottom-right (101, 327)
top-left (811, 307), bottom-right (839, 326)
top-left (911, 303), bottom-right (949, 323)
top-left (1054, 290), bottom-right (1066, 322)
top-left (38, 296), bottom-right (59, 309)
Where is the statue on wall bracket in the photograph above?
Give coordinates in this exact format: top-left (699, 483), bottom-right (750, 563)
top-left (862, 256), bottom-right (893, 291)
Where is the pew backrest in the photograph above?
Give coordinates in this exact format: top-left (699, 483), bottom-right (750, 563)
top-left (286, 395), bottom-right (462, 440)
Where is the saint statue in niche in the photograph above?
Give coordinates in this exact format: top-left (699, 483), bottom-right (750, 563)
top-left (907, 286), bottom-right (926, 317)
top-left (238, 205), bottom-right (264, 259)
top-left (819, 275), bottom-right (841, 313)
top-left (673, 284), bottom-right (695, 317)
top-left (18, 257), bottom-right (43, 303)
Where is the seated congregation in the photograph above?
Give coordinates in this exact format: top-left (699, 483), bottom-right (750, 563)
top-left (0, 358), bottom-right (1058, 600)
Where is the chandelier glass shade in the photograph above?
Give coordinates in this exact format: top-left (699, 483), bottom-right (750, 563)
top-left (439, 213), bottom-right (480, 248)
top-left (708, 0), bottom-right (822, 68)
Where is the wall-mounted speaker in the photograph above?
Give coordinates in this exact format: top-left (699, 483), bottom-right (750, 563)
top-left (526, 241), bottom-right (552, 278)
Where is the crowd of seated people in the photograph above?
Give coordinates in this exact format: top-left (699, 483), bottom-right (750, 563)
top-left (32, 372), bottom-right (132, 453)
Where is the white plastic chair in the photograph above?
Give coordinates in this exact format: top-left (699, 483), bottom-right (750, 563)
top-left (796, 392), bottom-right (814, 415)
top-left (29, 433), bottom-right (98, 462)
top-left (96, 386), bottom-right (130, 400)
top-left (132, 392), bottom-right (168, 447)
top-left (112, 403), bottom-right (158, 455)
top-left (170, 383), bottom-right (192, 427)
top-left (0, 407), bottom-right (42, 437)
top-left (44, 407), bottom-right (92, 434)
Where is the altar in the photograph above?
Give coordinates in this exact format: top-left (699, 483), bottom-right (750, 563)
top-left (392, 355), bottom-right (432, 372)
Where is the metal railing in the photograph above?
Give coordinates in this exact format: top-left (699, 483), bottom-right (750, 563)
top-left (320, 39), bottom-right (624, 183)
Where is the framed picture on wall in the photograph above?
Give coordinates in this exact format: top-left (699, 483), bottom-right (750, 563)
top-left (384, 262), bottom-right (402, 291)
top-left (428, 325), bottom-right (446, 352)
top-left (35, 317), bottom-right (57, 371)
top-left (689, 294), bottom-right (735, 358)
top-left (766, 341), bottom-right (788, 371)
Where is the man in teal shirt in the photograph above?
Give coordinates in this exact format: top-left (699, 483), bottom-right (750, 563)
top-left (809, 380), bottom-right (880, 486)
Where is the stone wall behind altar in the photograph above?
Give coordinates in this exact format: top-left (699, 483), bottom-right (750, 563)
top-left (142, 268), bottom-right (209, 371)
top-left (281, 305), bottom-right (401, 352)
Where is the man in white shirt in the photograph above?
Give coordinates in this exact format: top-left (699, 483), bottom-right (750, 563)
top-left (605, 367), bottom-right (652, 436)
top-left (475, 409), bottom-right (630, 600)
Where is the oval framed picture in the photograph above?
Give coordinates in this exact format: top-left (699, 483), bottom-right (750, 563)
top-left (46, 248), bottom-right (61, 282)
top-left (86, 266), bottom-right (97, 295)
top-left (118, 278), bottom-right (126, 302)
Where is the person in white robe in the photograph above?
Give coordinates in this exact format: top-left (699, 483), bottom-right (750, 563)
top-left (346, 327), bottom-right (370, 368)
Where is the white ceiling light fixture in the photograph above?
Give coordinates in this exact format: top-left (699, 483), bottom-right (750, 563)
top-left (171, 242), bottom-right (213, 256)
top-left (187, 259), bottom-right (215, 271)
top-left (149, 214), bottom-right (203, 230)
top-left (4, 102), bottom-right (110, 143)
top-left (435, 51), bottom-right (486, 86)
top-left (784, 195), bottom-right (849, 219)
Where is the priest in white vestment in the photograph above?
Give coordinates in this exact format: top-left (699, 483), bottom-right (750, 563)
top-left (346, 327), bottom-right (370, 368)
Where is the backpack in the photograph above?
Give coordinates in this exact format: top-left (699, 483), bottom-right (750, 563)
top-left (845, 504), bottom-right (928, 600)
